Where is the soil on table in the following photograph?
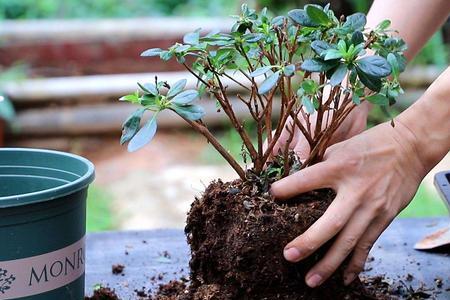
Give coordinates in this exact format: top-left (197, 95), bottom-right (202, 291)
top-left (180, 179), bottom-right (387, 299)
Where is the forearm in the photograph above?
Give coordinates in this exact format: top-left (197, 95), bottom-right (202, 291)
top-left (367, 0), bottom-right (450, 61)
top-left (397, 67), bottom-right (450, 172)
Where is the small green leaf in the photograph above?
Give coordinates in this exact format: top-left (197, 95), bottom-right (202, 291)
top-left (167, 79), bottom-right (187, 99)
top-left (172, 90), bottom-right (199, 105)
top-left (160, 51), bottom-right (173, 61)
top-left (141, 48), bottom-right (163, 57)
top-left (258, 71), bottom-right (280, 95)
top-left (351, 31), bottom-right (364, 45)
top-left (377, 19), bottom-right (391, 31)
top-left (356, 56), bottom-right (391, 78)
top-left (387, 53), bottom-right (399, 78)
top-left (352, 94), bottom-right (361, 105)
top-left (283, 64), bottom-right (296, 77)
top-left (128, 117), bottom-right (158, 152)
top-left (366, 94), bottom-right (389, 106)
top-left (138, 82), bottom-right (158, 96)
top-left (305, 5), bottom-right (330, 26)
top-left (140, 95), bottom-right (157, 106)
top-left (287, 9), bottom-right (316, 27)
top-left (302, 96), bottom-right (315, 114)
top-left (183, 30), bottom-right (200, 45)
top-left (311, 40), bottom-right (332, 56)
top-left (301, 58), bottom-right (337, 72)
top-left (250, 66), bottom-right (272, 77)
top-left (172, 104), bottom-right (205, 120)
top-left (121, 109), bottom-right (145, 145)
top-left (271, 16), bottom-right (285, 26)
top-left (356, 67), bottom-right (382, 92)
top-left (342, 13), bottom-right (366, 32)
top-left (119, 93), bottom-right (140, 103)
top-left (301, 79), bottom-right (319, 94)
top-left (330, 64), bottom-right (347, 86)
top-left (324, 49), bottom-right (343, 61)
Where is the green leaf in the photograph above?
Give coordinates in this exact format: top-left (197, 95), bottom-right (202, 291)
top-left (311, 40), bottom-right (332, 56)
top-left (141, 48), bottom-right (163, 57)
top-left (258, 71), bottom-right (280, 95)
top-left (138, 82), bottom-right (158, 96)
top-left (330, 64), bottom-right (347, 86)
top-left (167, 79), bottom-right (187, 99)
top-left (283, 64), bottom-right (296, 77)
top-left (301, 79), bottom-right (319, 94)
top-left (324, 49), bottom-right (343, 61)
top-left (302, 96), bottom-right (315, 114)
top-left (342, 13), bottom-right (366, 32)
top-left (250, 66), bottom-right (272, 77)
top-left (172, 90), bottom-right (199, 105)
top-left (119, 93), bottom-right (140, 103)
top-left (271, 16), bottom-right (285, 26)
top-left (366, 94), bottom-right (389, 106)
top-left (356, 55), bottom-right (391, 78)
top-left (120, 109), bottom-right (145, 145)
top-left (351, 31), bottom-right (364, 45)
top-left (172, 104), bottom-right (205, 121)
top-left (352, 94), bottom-right (361, 105)
top-left (356, 67), bottom-right (382, 92)
top-left (387, 53), bottom-right (399, 78)
top-left (160, 51), bottom-right (173, 61)
top-left (305, 5), bottom-right (330, 26)
top-left (183, 30), bottom-right (200, 45)
top-left (287, 9), bottom-right (316, 27)
top-left (140, 95), bottom-right (157, 106)
top-left (128, 117), bottom-right (158, 152)
top-left (244, 33), bottom-right (265, 43)
top-left (301, 58), bottom-right (337, 72)
top-left (377, 19), bottom-right (391, 31)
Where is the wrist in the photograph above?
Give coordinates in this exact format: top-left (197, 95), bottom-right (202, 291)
top-left (396, 92), bottom-right (450, 173)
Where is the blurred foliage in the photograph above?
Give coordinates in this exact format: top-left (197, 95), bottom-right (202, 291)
top-left (0, 64), bottom-right (27, 122)
top-left (0, 0), bottom-right (239, 19)
top-left (399, 183), bottom-right (447, 218)
top-left (411, 32), bottom-right (449, 67)
top-left (87, 185), bottom-right (117, 232)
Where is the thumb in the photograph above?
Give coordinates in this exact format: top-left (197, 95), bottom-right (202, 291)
top-left (270, 162), bottom-right (335, 200)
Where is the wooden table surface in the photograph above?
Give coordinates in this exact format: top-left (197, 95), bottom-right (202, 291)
top-left (85, 217), bottom-right (450, 299)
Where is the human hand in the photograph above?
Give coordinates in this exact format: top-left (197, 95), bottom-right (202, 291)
top-left (270, 120), bottom-right (428, 287)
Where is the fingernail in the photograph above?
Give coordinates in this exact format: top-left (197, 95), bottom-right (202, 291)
top-left (283, 247), bottom-right (301, 261)
top-left (344, 273), bottom-right (356, 286)
top-left (306, 274), bottom-right (323, 288)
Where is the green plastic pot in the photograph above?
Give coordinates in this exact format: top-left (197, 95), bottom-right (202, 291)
top-left (0, 148), bottom-right (95, 300)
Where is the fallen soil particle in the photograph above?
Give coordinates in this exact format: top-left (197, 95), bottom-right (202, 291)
top-left (112, 264), bottom-right (125, 275)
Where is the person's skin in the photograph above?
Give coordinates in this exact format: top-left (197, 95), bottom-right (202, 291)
top-left (270, 0), bottom-right (450, 288)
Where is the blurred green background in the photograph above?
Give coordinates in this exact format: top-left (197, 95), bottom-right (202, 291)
top-left (1, 0), bottom-right (448, 232)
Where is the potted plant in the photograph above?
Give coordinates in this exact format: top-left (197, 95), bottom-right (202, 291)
top-left (0, 148), bottom-right (94, 299)
top-left (120, 3), bottom-right (406, 298)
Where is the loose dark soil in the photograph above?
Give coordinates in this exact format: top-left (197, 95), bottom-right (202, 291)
top-left (182, 179), bottom-right (384, 299)
top-left (85, 287), bottom-right (120, 300)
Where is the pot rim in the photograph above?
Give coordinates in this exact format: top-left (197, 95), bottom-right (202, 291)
top-left (0, 147), bottom-right (95, 208)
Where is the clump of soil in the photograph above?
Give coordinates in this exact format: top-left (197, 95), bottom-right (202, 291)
top-left (183, 179), bottom-right (378, 299)
top-left (84, 287), bottom-right (120, 300)
top-left (153, 280), bottom-right (189, 300)
top-left (112, 264), bottom-right (125, 275)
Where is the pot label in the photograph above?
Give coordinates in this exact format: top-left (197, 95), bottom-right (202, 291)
top-left (0, 236), bottom-right (85, 299)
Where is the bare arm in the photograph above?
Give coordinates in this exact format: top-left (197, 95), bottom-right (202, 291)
top-left (367, 0), bottom-right (450, 60)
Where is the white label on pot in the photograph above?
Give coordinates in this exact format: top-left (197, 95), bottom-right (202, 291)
top-left (0, 236), bottom-right (85, 299)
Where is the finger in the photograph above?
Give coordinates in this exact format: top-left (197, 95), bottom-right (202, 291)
top-left (270, 161), bottom-right (336, 200)
top-left (343, 216), bottom-right (393, 285)
top-left (283, 192), bottom-right (358, 263)
top-left (304, 207), bottom-right (374, 288)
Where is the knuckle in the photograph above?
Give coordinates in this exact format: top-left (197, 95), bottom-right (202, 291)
top-left (371, 199), bottom-right (389, 215)
top-left (355, 241), bottom-right (373, 254)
